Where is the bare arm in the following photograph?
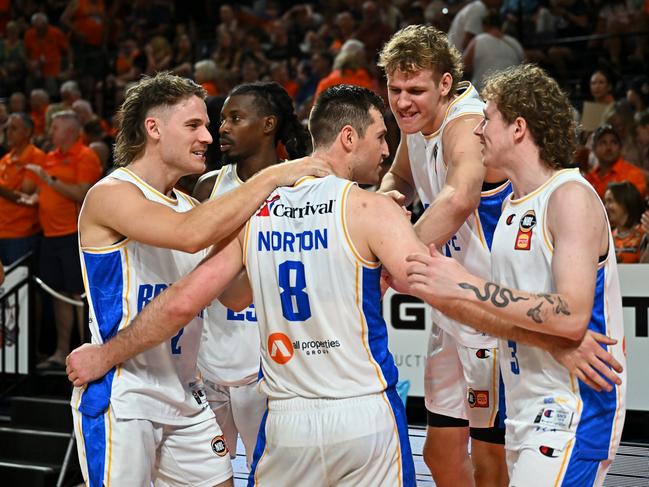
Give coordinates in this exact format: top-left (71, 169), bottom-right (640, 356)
top-left (25, 163), bottom-right (92, 203)
top-left (407, 182), bottom-right (609, 342)
top-left (377, 136), bottom-right (416, 206)
top-left (66, 236), bottom-right (245, 386)
top-left (192, 170), bottom-right (219, 202)
top-left (414, 114), bottom-right (485, 247)
top-left (80, 158), bottom-right (330, 252)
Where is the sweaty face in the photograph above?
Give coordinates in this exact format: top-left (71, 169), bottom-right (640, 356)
top-left (594, 133), bottom-right (621, 167)
top-left (351, 107), bottom-right (389, 185)
top-left (219, 94), bottom-right (267, 164)
top-left (473, 100), bottom-right (512, 169)
top-left (156, 95), bottom-right (212, 175)
top-left (387, 68), bottom-right (445, 136)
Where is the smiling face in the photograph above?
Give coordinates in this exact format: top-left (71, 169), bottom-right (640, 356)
top-left (219, 94), bottom-right (268, 164)
top-left (155, 95), bottom-right (212, 175)
top-left (473, 100), bottom-right (513, 169)
top-left (350, 107), bottom-right (389, 184)
top-left (386, 68), bottom-right (449, 136)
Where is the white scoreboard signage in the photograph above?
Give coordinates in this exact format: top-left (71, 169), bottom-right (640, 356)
top-left (384, 264), bottom-right (649, 411)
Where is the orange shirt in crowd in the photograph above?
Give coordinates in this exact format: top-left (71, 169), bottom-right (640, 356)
top-left (38, 140), bottom-right (102, 237)
top-left (69, 0), bottom-right (106, 47)
top-left (585, 157), bottom-right (648, 199)
top-left (613, 224), bottom-right (646, 263)
top-left (24, 25), bottom-right (69, 77)
top-left (201, 81), bottom-right (219, 96)
top-left (281, 79), bottom-right (299, 99)
top-left (30, 106), bottom-right (48, 136)
top-left (314, 68), bottom-right (376, 99)
top-left (0, 144), bottom-right (46, 238)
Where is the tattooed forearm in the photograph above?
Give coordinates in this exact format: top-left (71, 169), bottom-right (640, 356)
top-left (459, 282), bottom-right (530, 308)
top-left (554, 296), bottom-right (570, 316)
top-left (527, 303), bottom-right (543, 323)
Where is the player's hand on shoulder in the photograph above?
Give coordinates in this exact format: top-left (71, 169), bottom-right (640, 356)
top-left (66, 343), bottom-right (114, 387)
top-left (550, 330), bottom-right (623, 392)
top-left (269, 156), bottom-right (333, 186)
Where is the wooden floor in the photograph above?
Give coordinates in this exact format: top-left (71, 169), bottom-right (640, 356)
top-left (232, 426), bottom-right (649, 486)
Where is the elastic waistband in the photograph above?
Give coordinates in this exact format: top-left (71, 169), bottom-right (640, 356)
top-left (268, 392), bottom-right (386, 412)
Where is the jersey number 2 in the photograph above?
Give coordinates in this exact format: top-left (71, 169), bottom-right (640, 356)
top-left (171, 329), bottom-right (184, 355)
top-left (278, 260), bottom-right (311, 321)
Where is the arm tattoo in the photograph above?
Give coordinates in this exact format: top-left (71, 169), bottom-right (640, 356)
top-left (459, 282), bottom-right (530, 308)
top-left (527, 303), bottom-right (543, 323)
top-left (554, 296), bottom-right (570, 316)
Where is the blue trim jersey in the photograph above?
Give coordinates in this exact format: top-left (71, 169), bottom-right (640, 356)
top-left (406, 81), bottom-right (512, 348)
top-left (243, 175), bottom-right (400, 400)
top-left (492, 169), bottom-right (626, 460)
top-left (197, 164), bottom-right (261, 386)
top-left (72, 167), bottom-right (210, 424)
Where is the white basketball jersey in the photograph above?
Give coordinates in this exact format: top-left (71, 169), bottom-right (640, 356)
top-left (407, 82), bottom-right (510, 347)
top-left (197, 164), bottom-right (261, 386)
top-left (72, 167), bottom-right (210, 424)
top-left (244, 175), bottom-right (400, 400)
top-left (492, 169), bottom-right (626, 459)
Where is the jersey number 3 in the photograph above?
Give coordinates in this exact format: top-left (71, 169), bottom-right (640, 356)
top-left (278, 260), bottom-right (311, 321)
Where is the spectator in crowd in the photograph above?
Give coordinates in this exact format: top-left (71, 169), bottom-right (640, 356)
top-left (26, 110), bottom-right (102, 369)
top-left (144, 35), bottom-right (173, 75)
top-left (194, 59), bottom-right (220, 96)
top-left (328, 11), bottom-right (356, 53)
top-left (171, 32), bottom-right (194, 78)
top-left (29, 88), bottom-right (49, 141)
top-left (0, 113), bottom-right (45, 265)
top-left (355, 1), bottom-right (393, 62)
top-left (447, 0), bottom-right (502, 51)
top-left (640, 207), bottom-right (649, 263)
top-left (269, 61), bottom-right (299, 99)
top-left (61, 0), bottom-right (107, 99)
top-left (0, 102), bottom-right (8, 156)
top-left (24, 12), bottom-right (72, 97)
top-left (590, 69), bottom-right (616, 106)
top-left (314, 39), bottom-right (376, 100)
top-left (0, 20), bottom-right (26, 98)
top-left (627, 76), bottom-right (649, 119)
top-left (605, 181), bottom-right (647, 263)
top-left (635, 111), bottom-right (649, 171)
top-left (463, 10), bottom-right (525, 91)
top-left (45, 80), bottom-right (82, 133)
top-left (585, 124), bottom-right (647, 199)
top-left (211, 28), bottom-right (239, 73)
top-left (8, 91), bottom-right (27, 113)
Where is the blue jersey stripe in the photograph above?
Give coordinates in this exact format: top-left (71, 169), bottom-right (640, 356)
top-left (574, 266), bottom-right (617, 459)
top-left (362, 266), bottom-right (398, 388)
top-left (83, 250), bottom-right (124, 341)
top-left (385, 387), bottom-right (417, 486)
top-left (478, 182), bottom-right (512, 250)
top-left (81, 412), bottom-right (107, 487)
top-left (248, 408), bottom-right (269, 487)
top-left (561, 453), bottom-right (599, 486)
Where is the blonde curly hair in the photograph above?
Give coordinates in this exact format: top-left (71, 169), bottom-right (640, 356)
top-left (482, 64), bottom-right (576, 169)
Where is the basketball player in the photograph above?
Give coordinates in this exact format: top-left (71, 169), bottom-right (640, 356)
top-left (68, 72), bottom-right (328, 487)
top-left (68, 85), bottom-right (422, 486)
top-left (405, 64), bottom-right (626, 487)
top-left (194, 82), bottom-right (311, 467)
top-left (378, 25), bottom-right (510, 486)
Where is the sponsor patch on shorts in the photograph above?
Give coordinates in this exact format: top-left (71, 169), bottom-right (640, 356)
top-left (468, 389), bottom-right (489, 408)
top-left (211, 435), bottom-right (228, 457)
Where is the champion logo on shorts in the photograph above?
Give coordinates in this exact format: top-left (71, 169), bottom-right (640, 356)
top-left (539, 445), bottom-right (559, 458)
top-left (268, 332), bottom-right (294, 364)
top-left (468, 389), bottom-right (489, 408)
top-left (475, 349), bottom-right (490, 359)
top-left (211, 435), bottom-right (228, 457)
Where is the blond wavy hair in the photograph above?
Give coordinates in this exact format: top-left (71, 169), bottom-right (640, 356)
top-left (482, 65), bottom-right (576, 169)
top-left (378, 25), bottom-right (463, 94)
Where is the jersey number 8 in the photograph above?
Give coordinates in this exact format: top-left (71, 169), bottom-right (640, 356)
top-left (278, 260), bottom-right (311, 321)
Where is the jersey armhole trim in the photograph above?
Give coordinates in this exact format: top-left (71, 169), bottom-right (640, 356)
top-left (340, 182), bottom-right (380, 268)
top-left (209, 168), bottom-right (227, 200)
top-left (242, 219), bottom-right (252, 266)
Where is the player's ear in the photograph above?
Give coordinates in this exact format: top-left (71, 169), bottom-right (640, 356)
top-left (513, 116), bottom-right (527, 142)
top-left (439, 72), bottom-right (453, 97)
top-left (340, 124), bottom-right (355, 152)
top-left (263, 115), bottom-right (277, 135)
top-left (144, 116), bottom-right (161, 140)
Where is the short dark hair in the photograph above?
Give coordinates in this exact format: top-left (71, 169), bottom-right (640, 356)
top-left (309, 85), bottom-right (385, 149)
top-left (114, 72), bottom-right (206, 166)
top-left (593, 124), bottom-right (621, 146)
top-left (607, 181), bottom-right (645, 227)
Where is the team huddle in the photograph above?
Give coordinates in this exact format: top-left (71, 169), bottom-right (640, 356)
top-left (66, 25), bottom-right (626, 487)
